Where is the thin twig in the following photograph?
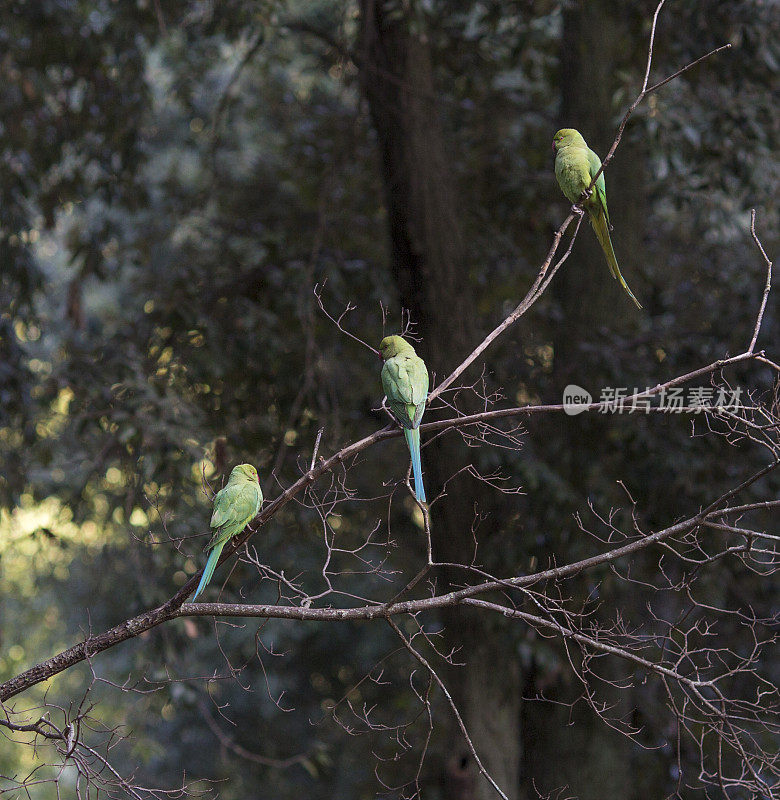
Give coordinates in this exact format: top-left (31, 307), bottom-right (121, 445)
top-left (387, 618), bottom-right (509, 800)
top-left (748, 209), bottom-right (773, 353)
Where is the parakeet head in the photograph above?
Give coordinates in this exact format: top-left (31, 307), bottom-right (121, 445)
top-left (379, 335), bottom-right (415, 360)
top-left (552, 128), bottom-right (587, 152)
top-left (230, 463), bottom-right (260, 483)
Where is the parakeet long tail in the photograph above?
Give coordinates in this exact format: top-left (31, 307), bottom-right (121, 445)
top-left (404, 427), bottom-right (426, 503)
top-left (192, 541), bottom-right (226, 601)
top-left (588, 208), bottom-right (642, 309)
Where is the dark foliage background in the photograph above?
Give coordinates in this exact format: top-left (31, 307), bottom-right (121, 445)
top-left (0, 1), bottom-right (776, 798)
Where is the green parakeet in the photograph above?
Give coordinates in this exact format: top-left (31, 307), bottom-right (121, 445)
top-left (191, 463), bottom-right (263, 601)
top-left (552, 128), bottom-right (642, 309)
top-left (380, 335), bottom-right (429, 503)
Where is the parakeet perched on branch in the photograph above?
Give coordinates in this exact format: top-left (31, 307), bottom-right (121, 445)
top-left (191, 463), bottom-right (263, 601)
top-left (553, 128), bottom-right (642, 309)
top-left (380, 335), bottom-right (429, 503)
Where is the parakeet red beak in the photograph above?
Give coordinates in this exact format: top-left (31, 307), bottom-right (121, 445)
top-left (552, 141), bottom-right (556, 153)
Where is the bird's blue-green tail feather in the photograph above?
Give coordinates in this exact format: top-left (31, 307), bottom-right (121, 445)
top-left (404, 427), bottom-right (426, 503)
top-left (192, 541), bottom-right (226, 601)
top-left (589, 208), bottom-right (642, 310)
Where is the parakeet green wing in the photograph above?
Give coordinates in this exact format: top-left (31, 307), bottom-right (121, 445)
top-left (381, 357), bottom-right (428, 428)
top-left (207, 482), bottom-right (260, 548)
top-left (586, 148), bottom-right (611, 230)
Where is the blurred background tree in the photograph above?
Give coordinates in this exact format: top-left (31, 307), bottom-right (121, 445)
top-left (0, 1), bottom-right (776, 798)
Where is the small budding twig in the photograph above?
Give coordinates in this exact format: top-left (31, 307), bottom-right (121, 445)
top-left (310, 427), bottom-right (325, 471)
top-left (314, 280), bottom-right (380, 354)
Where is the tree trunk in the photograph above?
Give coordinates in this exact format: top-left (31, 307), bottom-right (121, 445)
top-left (555, 1), bottom-right (647, 362)
top-left (359, 4), bottom-right (521, 798)
top-left (521, 4), bottom-right (664, 799)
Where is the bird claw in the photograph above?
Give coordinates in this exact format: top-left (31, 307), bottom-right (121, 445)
top-left (579, 188), bottom-right (592, 202)
top-left (571, 204), bottom-right (585, 217)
